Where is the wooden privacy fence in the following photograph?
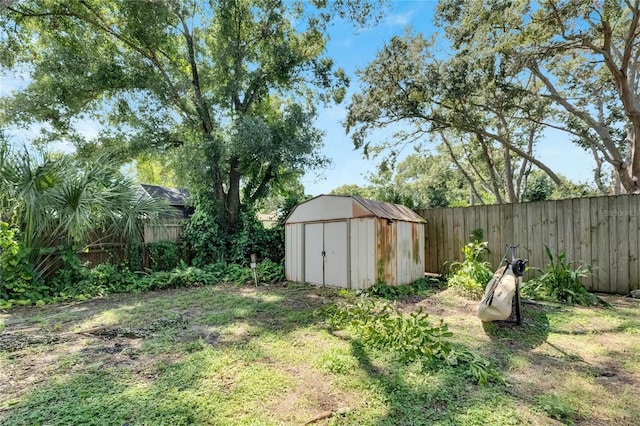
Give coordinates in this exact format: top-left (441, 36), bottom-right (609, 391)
top-left (143, 218), bottom-right (186, 243)
top-left (78, 219), bottom-right (186, 267)
top-left (417, 194), bottom-right (640, 295)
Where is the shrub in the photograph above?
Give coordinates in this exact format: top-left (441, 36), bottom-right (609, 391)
top-left (522, 245), bottom-right (601, 306)
top-left (323, 300), bottom-right (503, 385)
top-left (181, 195), bottom-right (228, 266)
top-left (448, 235), bottom-right (493, 299)
top-left (224, 263), bottom-right (253, 284)
top-left (0, 222), bottom-right (40, 305)
top-left (182, 197), bottom-right (286, 267)
top-left (256, 259), bottom-right (285, 283)
top-left (364, 277), bottom-right (442, 300)
top-left (147, 241), bottom-right (180, 272)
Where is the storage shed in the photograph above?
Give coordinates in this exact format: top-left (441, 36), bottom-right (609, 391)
top-left (285, 195), bottom-right (426, 289)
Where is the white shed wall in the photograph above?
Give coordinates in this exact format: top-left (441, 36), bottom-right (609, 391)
top-left (350, 218), bottom-right (376, 289)
top-left (285, 223), bottom-right (304, 282)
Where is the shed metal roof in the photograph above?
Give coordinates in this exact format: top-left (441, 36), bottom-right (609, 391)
top-left (352, 196), bottom-right (426, 222)
top-left (286, 194), bottom-right (426, 223)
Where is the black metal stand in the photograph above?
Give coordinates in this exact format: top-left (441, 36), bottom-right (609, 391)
top-left (514, 276), bottom-right (522, 325)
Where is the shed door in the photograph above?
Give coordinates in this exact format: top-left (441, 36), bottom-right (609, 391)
top-left (304, 223), bottom-right (324, 285)
top-left (304, 222), bottom-right (348, 287)
top-left (324, 221), bottom-right (348, 287)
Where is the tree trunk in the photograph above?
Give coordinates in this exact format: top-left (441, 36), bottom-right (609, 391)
top-left (503, 146), bottom-right (517, 203)
top-left (227, 155), bottom-right (241, 227)
top-left (626, 128), bottom-right (640, 193)
top-left (477, 133), bottom-right (504, 204)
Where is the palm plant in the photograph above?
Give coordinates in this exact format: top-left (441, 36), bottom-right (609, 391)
top-left (0, 144), bottom-right (169, 281)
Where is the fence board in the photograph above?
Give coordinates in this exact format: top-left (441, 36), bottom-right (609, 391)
top-left (529, 202), bottom-right (544, 274)
top-left (452, 208), bottom-right (464, 264)
top-left (629, 195), bottom-right (640, 291)
top-left (608, 197), bottom-right (618, 294)
top-left (546, 200), bottom-right (558, 256)
top-left (513, 203), bottom-right (528, 263)
top-left (563, 199), bottom-right (575, 264)
top-left (590, 198), bottom-right (600, 291)
top-left (615, 196), bottom-right (629, 295)
top-left (579, 198), bottom-right (592, 289)
top-left (436, 209), bottom-right (446, 274)
top-left (143, 219), bottom-right (186, 243)
top-left (418, 194), bottom-right (639, 294)
top-left (444, 208), bottom-right (455, 270)
top-left (463, 204), bottom-right (477, 251)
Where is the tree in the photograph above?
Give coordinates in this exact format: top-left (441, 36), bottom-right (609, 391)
top-left (391, 153), bottom-right (469, 207)
top-left (345, 30), bottom-right (561, 204)
top-left (0, 141), bottom-right (167, 281)
top-left (0, 0), bottom-right (385, 227)
top-left (435, 0), bottom-right (640, 194)
top-left (329, 183), bottom-right (374, 198)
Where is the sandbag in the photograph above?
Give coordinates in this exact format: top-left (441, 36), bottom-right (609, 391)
top-left (476, 264), bottom-right (516, 322)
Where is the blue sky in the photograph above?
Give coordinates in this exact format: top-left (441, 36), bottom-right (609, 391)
top-left (301, 0), bottom-right (596, 196)
top-left (0, 0), bottom-right (596, 195)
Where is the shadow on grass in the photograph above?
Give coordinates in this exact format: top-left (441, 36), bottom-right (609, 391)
top-left (344, 339), bottom-right (530, 426)
top-left (0, 282), bottom-right (336, 425)
top-left (480, 302), bottom-right (550, 351)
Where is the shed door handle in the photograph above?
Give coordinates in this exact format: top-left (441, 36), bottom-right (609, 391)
top-left (321, 250), bottom-right (326, 257)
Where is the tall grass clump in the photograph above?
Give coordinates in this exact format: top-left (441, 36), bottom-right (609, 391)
top-left (447, 230), bottom-right (493, 299)
top-left (522, 245), bottom-right (602, 306)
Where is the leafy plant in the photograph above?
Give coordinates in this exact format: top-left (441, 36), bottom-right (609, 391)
top-left (0, 222), bottom-right (39, 305)
top-left (364, 277), bottom-right (441, 300)
top-left (522, 245), bottom-right (600, 306)
top-left (447, 231), bottom-right (493, 299)
top-left (536, 393), bottom-right (577, 424)
top-left (0, 148), bottom-right (169, 281)
top-left (147, 241), bottom-right (180, 272)
top-left (365, 281), bottom-right (408, 299)
top-left (256, 259), bottom-right (285, 283)
top-left (183, 199), bottom-right (285, 267)
top-left (224, 263), bottom-right (253, 285)
top-left (181, 195), bottom-right (228, 267)
top-left (323, 300), bottom-right (503, 385)
top-left (324, 300), bottom-right (453, 361)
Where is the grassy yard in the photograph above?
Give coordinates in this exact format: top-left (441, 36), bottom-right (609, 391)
top-left (1, 282), bottom-right (638, 425)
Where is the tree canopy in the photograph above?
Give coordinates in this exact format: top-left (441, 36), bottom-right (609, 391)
top-left (346, 0), bottom-right (640, 200)
top-left (436, 0), bottom-right (640, 193)
top-left (0, 0), bottom-right (386, 225)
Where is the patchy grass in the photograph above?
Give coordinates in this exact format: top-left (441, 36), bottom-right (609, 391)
top-left (1, 283), bottom-right (639, 425)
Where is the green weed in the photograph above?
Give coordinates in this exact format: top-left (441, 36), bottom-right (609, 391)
top-left (522, 245), bottom-right (602, 306)
top-left (363, 277), bottom-right (442, 300)
top-left (323, 300), bottom-right (503, 385)
top-left (447, 232), bottom-right (493, 299)
top-left (536, 393), bottom-right (577, 424)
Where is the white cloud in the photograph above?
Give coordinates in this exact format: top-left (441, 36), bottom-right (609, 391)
top-left (384, 9), bottom-right (417, 27)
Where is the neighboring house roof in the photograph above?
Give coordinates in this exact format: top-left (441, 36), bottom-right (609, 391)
top-left (286, 194), bottom-right (426, 224)
top-left (140, 184), bottom-right (190, 207)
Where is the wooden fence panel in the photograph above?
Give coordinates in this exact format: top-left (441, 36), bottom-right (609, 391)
top-left (143, 219), bottom-right (186, 243)
top-left (76, 219), bottom-right (185, 269)
top-left (579, 198), bottom-right (592, 289)
top-left (629, 195), bottom-right (640, 291)
top-left (615, 196), bottom-right (630, 295)
top-left (528, 202), bottom-right (544, 279)
top-left (597, 197), bottom-right (611, 292)
top-left (418, 194), bottom-right (640, 294)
